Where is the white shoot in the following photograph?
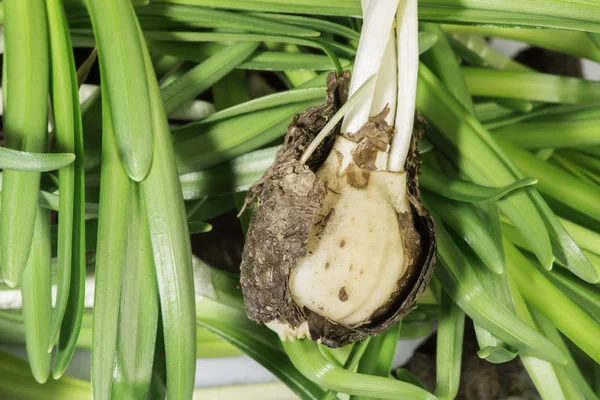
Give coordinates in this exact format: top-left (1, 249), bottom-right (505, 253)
top-left (388, 0), bottom-right (419, 172)
top-left (370, 31), bottom-right (398, 126)
top-left (341, 0), bottom-right (401, 134)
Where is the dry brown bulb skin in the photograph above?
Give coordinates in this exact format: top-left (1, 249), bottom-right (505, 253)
top-left (239, 71), bottom-right (436, 348)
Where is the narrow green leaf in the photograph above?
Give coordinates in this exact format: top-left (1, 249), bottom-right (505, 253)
top-left (141, 29), bottom-right (353, 61)
top-left (420, 23), bottom-right (474, 114)
top-left (433, 219), bottom-right (566, 363)
top-left (505, 242), bottom-right (600, 364)
top-left (417, 63), bottom-right (554, 269)
top-left (419, 165), bottom-right (537, 203)
top-left (529, 308), bottom-right (598, 400)
top-left (90, 90), bottom-right (129, 398)
top-left (424, 193), bottom-right (504, 274)
top-left (250, 12), bottom-right (360, 40)
top-left (239, 51), bottom-right (350, 71)
top-left (46, 0), bottom-right (86, 356)
top-left (546, 267), bottom-right (600, 324)
top-left (495, 119), bottom-right (600, 149)
top-left (0, 349), bottom-right (90, 400)
top-left (137, 4), bottom-right (320, 37)
top-left (507, 272), bottom-right (569, 400)
top-left (395, 369), bottom-right (427, 390)
top-left (321, 339), bottom-right (372, 400)
top-left (558, 217), bottom-right (600, 257)
top-left (491, 97), bottom-right (533, 113)
top-left (0, 147), bottom-right (74, 172)
top-left (462, 67), bottom-right (600, 104)
top-left (447, 32), bottom-right (532, 72)
top-left (434, 288), bottom-right (464, 400)
top-left (284, 340), bottom-right (435, 400)
top-left (398, 321), bottom-right (435, 339)
top-left (201, 87), bottom-right (325, 124)
top-left (174, 100), bottom-right (319, 173)
top-left (0, 0), bottom-right (49, 287)
top-left (85, 0), bottom-right (153, 181)
top-left (444, 25), bottom-right (600, 63)
top-left (140, 31), bottom-right (197, 399)
top-left (427, 0), bottom-right (600, 25)
top-left (151, 0), bottom-right (361, 16)
top-left (351, 324), bottom-right (401, 400)
top-left (500, 140), bottom-right (600, 224)
top-left (502, 219), bottom-right (599, 284)
top-left (418, 5), bottom-right (600, 32)
top-left (418, 31), bottom-right (438, 55)
top-left (112, 185), bottom-right (158, 400)
top-left (161, 41), bottom-right (258, 115)
top-left (467, 242), bottom-right (518, 364)
top-left (21, 206), bottom-right (52, 383)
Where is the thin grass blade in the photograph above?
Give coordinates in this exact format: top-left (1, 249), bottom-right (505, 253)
top-left (419, 165), bottom-right (537, 202)
top-left (112, 185), bottom-right (158, 400)
top-left (417, 63), bottom-right (554, 269)
top-left (505, 242), bottom-right (600, 364)
top-left (161, 42), bottom-right (258, 115)
top-left (0, 0), bottom-right (49, 287)
top-left (0, 147), bottom-right (74, 172)
top-left (434, 288), bottom-right (464, 400)
top-left (85, 0), bottom-right (153, 181)
top-left (90, 90), bottom-right (129, 397)
top-left (46, 0), bottom-right (86, 354)
top-left (283, 340), bottom-right (436, 400)
top-left (433, 218), bottom-right (565, 363)
top-left (21, 206), bottom-right (52, 383)
top-left (140, 31), bottom-right (197, 399)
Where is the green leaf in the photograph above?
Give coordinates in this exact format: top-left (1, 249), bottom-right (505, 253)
top-left (250, 12), bottom-right (360, 40)
top-left (507, 270), bottom-right (570, 400)
top-left (546, 267), bottom-right (600, 324)
top-left (21, 206), bottom-right (52, 383)
top-left (200, 87), bottom-right (325, 124)
top-left (424, 193), bottom-right (505, 274)
top-left (433, 219), bottom-right (566, 363)
top-left (149, 0), bottom-right (361, 16)
top-left (239, 51), bottom-right (350, 71)
top-left (434, 288), bottom-right (464, 400)
top-left (426, 0), bottom-right (600, 25)
top-left (174, 100), bottom-right (319, 173)
top-left (462, 67), bottom-right (600, 104)
top-left (420, 23), bottom-right (475, 114)
top-left (419, 165), bottom-right (538, 202)
top-left (283, 340), bottom-right (435, 400)
top-left (112, 185), bottom-right (158, 400)
top-left (90, 88), bottom-right (129, 398)
top-left (351, 324), bottom-right (401, 400)
top-left (505, 242), bottom-right (600, 364)
top-left (46, 0), bottom-right (87, 363)
top-left (85, 0), bottom-right (153, 181)
top-left (322, 339), bottom-right (372, 400)
top-left (499, 140), bottom-right (600, 224)
top-left (0, 147), bottom-right (74, 172)
top-left (140, 32), bottom-right (197, 400)
top-left (447, 32), bottom-right (532, 72)
top-left (0, 349), bottom-right (91, 400)
top-left (137, 4), bottom-right (320, 37)
top-left (0, 0), bottom-right (49, 287)
top-left (161, 41), bottom-right (259, 115)
top-left (495, 119), bottom-right (600, 149)
top-left (444, 25), bottom-right (600, 63)
top-left (417, 63), bottom-right (554, 269)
